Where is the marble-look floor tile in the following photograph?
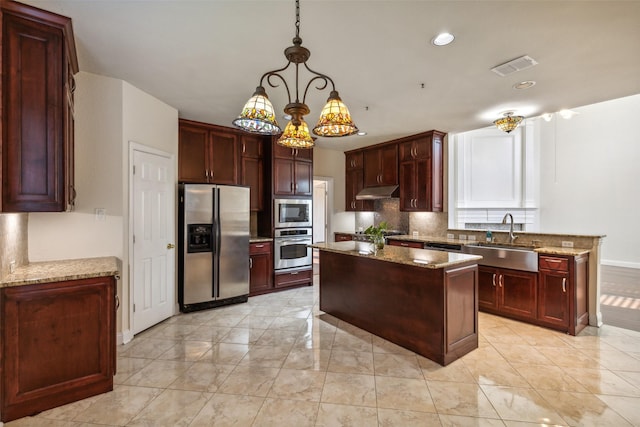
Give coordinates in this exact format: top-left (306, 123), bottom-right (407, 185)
top-left (315, 402), bottom-right (377, 427)
top-left (373, 353), bottom-right (423, 379)
top-left (372, 335), bottom-right (415, 355)
top-left (327, 350), bottom-right (375, 375)
top-left (198, 342), bottom-right (249, 365)
top-left (238, 344), bottom-right (291, 368)
top-left (184, 325), bottom-right (232, 342)
top-left (123, 360), bottom-right (191, 388)
top-left (492, 343), bottom-right (554, 365)
top-left (188, 393), bottom-right (264, 427)
top-left (35, 393), bottom-right (104, 421)
top-left (321, 372), bottom-right (377, 407)
top-left (563, 366), bottom-right (640, 397)
top-left (614, 370), bottom-right (640, 389)
top-left (534, 345), bottom-right (599, 368)
top-left (255, 327), bottom-right (301, 347)
top-left (438, 414), bottom-right (506, 426)
top-left (536, 389), bottom-right (633, 426)
top-left (510, 364), bottom-right (589, 392)
top-left (251, 398), bottom-right (319, 427)
top-left (203, 314), bottom-right (246, 327)
top-left (578, 348), bottom-right (640, 372)
top-left (128, 388), bottom-right (211, 426)
top-left (156, 340), bottom-right (213, 361)
top-left (596, 394), bottom-right (640, 426)
top-left (332, 331), bottom-right (373, 353)
top-left (375, 376), bottom-right (436, 413)
top-left (268, 316), bottom-right (310, 331)
top-left (268, 368), bottom-right (326, 401)
top-left (113, 357), bottom-right (151, 384)
top-left (419, 357), bottom-right (476, 383)
top-left (168, 362), bottom-right (235, 392)
top-left (218, 365), bottom-right (280, 397)
top-left (481, 385), bottom-right (567, 425)
top-left (377, 408), bottom-right (442, 427)
top-left (463, 359), bottom-right (531, 388)
top-left (427, 380), bottom-right (500, 418)
top-left (294, 333), bottom-right (336, 350)
top-left (219, 327), bottom-right (265, 345)
top-left (234, 315), bottom-right (275, 329)
top-left (72, 385), bottom-right (163, 425)
top-left (283, 348), bottom-right (331, 371)
top-left (119, 338), bottom-right (176, 359)
top-left (144, 323), bottom-right (200, 340)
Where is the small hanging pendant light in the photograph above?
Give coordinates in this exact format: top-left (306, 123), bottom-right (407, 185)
top-left (232, 86), bottom-right (281, 135)
top-left (313, 91), bottom-right (359, 137)
top-left (277, 120), bottom-right (314, 149)
top-left (493, 111), bottom-right (524, 133)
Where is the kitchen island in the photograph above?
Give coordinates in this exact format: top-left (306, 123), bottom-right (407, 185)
top-left (313, 242), bottom-right (481, 365)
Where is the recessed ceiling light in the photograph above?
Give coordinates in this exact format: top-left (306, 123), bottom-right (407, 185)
top-left (558, 109), bottom-right (578, 119)
top-left (513, 81), bottom-right (536, 90)
top-left (432, 32), bottom-right (455, 46)
top-left (541, 113), bottom-right (553, 122)
top-left (357, 131), bottom-right (367, 136)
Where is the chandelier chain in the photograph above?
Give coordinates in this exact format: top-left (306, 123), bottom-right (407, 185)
top-left (295, 0), bottom-right (300, 39)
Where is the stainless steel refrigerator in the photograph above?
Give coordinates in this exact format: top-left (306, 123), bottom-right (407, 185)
top-left (178, 183), bottom-right (250, 312)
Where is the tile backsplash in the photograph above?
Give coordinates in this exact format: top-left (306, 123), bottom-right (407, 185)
top-left (0, 213), bottom-right (28, 279)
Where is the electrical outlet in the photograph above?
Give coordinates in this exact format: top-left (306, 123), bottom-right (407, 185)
top-left (561, 241), bottom-right (574, 248)
top-left (459, 235), bottom-right (467, 241)
top-left (447, 233), bottom-right (455, 240)
top-left (467, 235), bottom-right (477, 242)
top-left (95, 208), bottom-right (106, 221)
top-left (9, 261), bottom-right (16, 274)
top-left (412, 231), bottom-right (419, 238)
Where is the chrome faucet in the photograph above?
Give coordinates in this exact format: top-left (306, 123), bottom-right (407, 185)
top-left (502, 213), bottom-right (518, 243)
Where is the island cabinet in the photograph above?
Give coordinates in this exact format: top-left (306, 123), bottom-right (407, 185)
top-left (1, 276), bottom-right (116, 422)
top-left (1, 1), bottom-right (78, 212)
top-left (249, 241), bottom-right (273, 295)
top-left (345, 151), bottom-right (374, 211)
top-left (478, 266), bottom-right (537, 322)
top-left (240, 135), bottom-right (264, 211)
top-left (363, 143), bottom-right (398, 187)
top-left (272, 144), bottom-right (313, 197)
top-left (387, 239), bottom-right (424, 249)
top-left (178, 119), bottom-right (238, 185)
top-left (538, 253), bottom-right (589, 335)
top-left (399, 130), bottom-right (445, 212)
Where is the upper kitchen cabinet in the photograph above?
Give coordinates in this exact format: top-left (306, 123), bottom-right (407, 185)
top-left (240, 134), bottom-right (264, 211)
top-left (272, 143), bottom-right (313, 197)
top-left (399, 130), bottom-right (445, 212)
top-left (344, 151), bottom-right (373, 212)
top-left (178, 119), bottom-right (238, 185)
top-left (1, 1), bottom-right (78, 212)
top-left (363, 143), bottom-right (398, 187)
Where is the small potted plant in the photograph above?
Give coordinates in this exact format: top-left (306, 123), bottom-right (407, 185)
top-left (364, 221), bottom-right (388, 251)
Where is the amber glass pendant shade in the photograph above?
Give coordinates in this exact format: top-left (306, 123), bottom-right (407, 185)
top-left (493, 112), bottom-right (524, 133)
top-left (232, 87), bottom-right (282, 135)
top-left (277, 120), bottom-right (315, 149)
top-left (312, 91), bottom-right (358, 137)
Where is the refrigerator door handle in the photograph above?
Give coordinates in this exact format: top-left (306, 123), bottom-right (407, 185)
top-left (213, 187), bottom-right (221, 299)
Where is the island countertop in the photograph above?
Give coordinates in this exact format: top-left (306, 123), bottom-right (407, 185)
top-left (311, 241), bottom-right (481, 269)
top-left (0, 256), bottom-right (120, 288)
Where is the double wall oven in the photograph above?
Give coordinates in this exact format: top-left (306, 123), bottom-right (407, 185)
top-left (273, 199), bottom-right (312, 271)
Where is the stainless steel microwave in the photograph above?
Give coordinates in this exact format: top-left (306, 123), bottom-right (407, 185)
top-left (274, 198), bottom-right (312, 228)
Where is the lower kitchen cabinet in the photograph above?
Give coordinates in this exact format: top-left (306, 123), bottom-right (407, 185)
top-left (478, 266), bottom-right (537, 322)
top-left (387, 239), bottom-right (424, 249)
top-left (538, 253), bottom-right (589, 335)
top-left (274, 268), bottom-right (313, 289)
top-left (249, 241), bottom-right (273, 296)
top-left (0, 276), bottom-right (116, 422)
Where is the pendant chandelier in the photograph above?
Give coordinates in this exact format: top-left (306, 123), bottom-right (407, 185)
top-left (493, 111), bottom-right (524, 133)
top-left (232, 0), bottom-right (358, 149)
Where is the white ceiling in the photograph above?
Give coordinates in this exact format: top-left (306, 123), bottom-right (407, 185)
top-left (22, 0), bottom-right (640, 151)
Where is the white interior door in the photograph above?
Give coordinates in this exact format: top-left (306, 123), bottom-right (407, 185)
top-left (132, 148), bottom-right (175, 334)
top-left (313, 180), bottom-right (327, 243)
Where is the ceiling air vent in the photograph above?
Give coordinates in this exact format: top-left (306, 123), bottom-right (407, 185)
top-left (491, 55), bottom-right (538, 77)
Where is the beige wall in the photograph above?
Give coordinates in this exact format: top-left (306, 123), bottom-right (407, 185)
top-left (0, 213), bottom-right (28, 279)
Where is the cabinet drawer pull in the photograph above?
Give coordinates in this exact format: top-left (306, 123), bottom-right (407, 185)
top-left (492, 273), bottom-right (496, 287)
top-left (291, 271), bottom-right (299, 275)
top-left (115, 295), bottom-right (120, 310)
top-left (562, 278), bottom-right (567, 293)
top-left (255, 244), bottom-right (264, 248)
top-left (400, 243), bottom-right (409, 247)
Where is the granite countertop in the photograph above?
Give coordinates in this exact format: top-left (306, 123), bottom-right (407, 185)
top-left (534, 247), bottom-right (590, 256)
top-left (311, 242), bottom-right (481, 269)
top-left (250, 237), bottom-right (273, 243)
top-left (385, 234), bottom-right (470, 245)
top-left (0, 256), bottom-right (120, 288)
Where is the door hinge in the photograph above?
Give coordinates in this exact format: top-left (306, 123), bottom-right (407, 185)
top-left (133, 235), bottom-right (136, 244)
top-left (133, 165), bottom-right (136, 175)
top-left (133, 303), bottom-right (136, 313)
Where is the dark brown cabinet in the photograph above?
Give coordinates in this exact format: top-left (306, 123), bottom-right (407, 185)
top-left (178, 120), bottom-right (238, 185)
top-left (273, 144), bottom-right (313, 197)
top-left (363, 144), bottom-right (398, 187)
top-left (334, 233), bottom-right (353, 242)
top-left (240, 135), bottom-right (264, 211)
top-left (345, 152), bottom-right (374, 212)
top-left (538, 254), bottom-right (589, 335)
top-left (275, 268), bottom-right (313, 289)
top-left (1, 1), bottom-right (78, 212)
top-left (478, 266), bottom-right (537, 322)
top-left (387, 239), bottom-right (424, 249)
top-left (0, 276), bottom-right (116, 422)
top-left (249, 241), bottom-right (273, 295)
top-left (399, 130), bottom-right (445, 212)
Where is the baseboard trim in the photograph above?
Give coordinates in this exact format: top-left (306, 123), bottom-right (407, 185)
top-left (601, 259), bottom-right (640, 270)
top-left (117, 329), bottom-right (134, 345)
top-left (589, 311), bottom-right (603, 327)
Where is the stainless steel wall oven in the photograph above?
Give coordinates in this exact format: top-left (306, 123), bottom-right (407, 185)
top-left (273, 227), bottom-right (312, 271)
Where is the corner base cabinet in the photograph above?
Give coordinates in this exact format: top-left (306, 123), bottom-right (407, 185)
top-left (1, 276), bottom-right (116, 422)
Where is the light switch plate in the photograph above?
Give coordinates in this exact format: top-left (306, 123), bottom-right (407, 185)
top-left (468, 235), bottom-right (476, 242)
top-left (9, 261), bottom-right (16, 274)
top-left (95, 208), bottom-right (106, 221)
top-left (459, 235), bottom-right (467, 240)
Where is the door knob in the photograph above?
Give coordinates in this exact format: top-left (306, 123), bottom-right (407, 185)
top-left (167, 243), bottom-right (175, 249)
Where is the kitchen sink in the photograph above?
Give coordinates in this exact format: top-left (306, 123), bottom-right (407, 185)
top-left (462, 242), bottom-right (538, 272)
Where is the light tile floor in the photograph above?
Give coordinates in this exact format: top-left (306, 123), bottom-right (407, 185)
top-left (7, 277), bottom-right (640, 427)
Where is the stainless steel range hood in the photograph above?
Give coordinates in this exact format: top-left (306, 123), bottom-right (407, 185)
top-left (355, 185), bottom-right (399, 200)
